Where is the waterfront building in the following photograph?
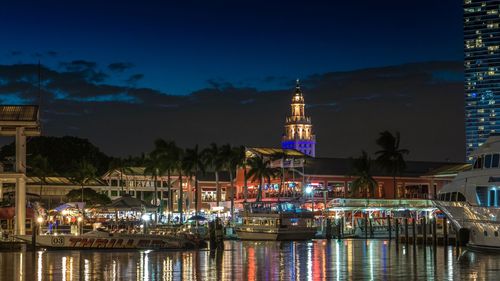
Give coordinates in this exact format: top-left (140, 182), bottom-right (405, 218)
top-left (464, 0), bottom-right (500, 160)
top-left (281, 80), bottom-right (316, 157)
top-left (235, 147), bottom-right (467, 206)
top-left (101, 168), bottom-right (231, 213)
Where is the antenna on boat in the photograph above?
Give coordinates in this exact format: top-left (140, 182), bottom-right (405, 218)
top-left (37, 60), bottom-right (42, 133)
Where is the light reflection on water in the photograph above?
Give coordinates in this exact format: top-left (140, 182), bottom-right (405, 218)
top-left (1, 240), bottom-right (500, 280)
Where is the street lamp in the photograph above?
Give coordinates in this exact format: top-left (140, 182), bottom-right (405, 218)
top-left (36, 216), bottom-right (43, 235)
top-left (305, 186), bottom-right (314, 212)
top-left (77, 216), bottom-right (83, 235)
top-left (142, 214), bottom-right (150, 234)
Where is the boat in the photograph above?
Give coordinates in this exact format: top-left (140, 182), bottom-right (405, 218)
top-left (15, 229), bottom-right (201, 250)
top-left (235, 202), bottom-right (317, 240)
top-left (434, 134), bottom-right (500, 250)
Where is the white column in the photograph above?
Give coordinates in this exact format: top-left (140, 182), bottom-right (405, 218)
top-left (15, 127), bottom-right (27, 235)
top-left (15, 177), bottom-right (26, 235)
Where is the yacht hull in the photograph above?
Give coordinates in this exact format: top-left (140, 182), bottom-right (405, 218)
top-left (435, 201), bottom-right (500, 250)
top-left (16, 234), bottom-right (197, 250)
top-left (236, 227), bottom-right (316, 240)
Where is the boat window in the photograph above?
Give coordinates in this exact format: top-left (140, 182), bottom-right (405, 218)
top-left (445, 193), bottom-right (451, 201)
top-left (476, 186), bottom-right (488, 206)
top-left (495, 231), bottom-right (499, 237)
top-left (493, 154), bottom-right (500, 168)
top-left (490, 190), bottom-right (496, 206)
top-left (474, 156), bottom-right (484, 169)
top-left (451, 192), bottom-right (458, 201)
top-left (457, 192), bottom-right (466, 202)
top-left (439, 194), bottom-right (444, 201)
top-left (484, 230), bottom-right (488, 237)
top-left (485, 154), bottom-right (492, 168)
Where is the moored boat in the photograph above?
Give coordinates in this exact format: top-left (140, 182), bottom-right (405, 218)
top-left (235, 202), bottom-right (317, 240)
top-left (434, 134), bottom-right (500, 251)
top-left (15, 229), bottom-right (201, 250)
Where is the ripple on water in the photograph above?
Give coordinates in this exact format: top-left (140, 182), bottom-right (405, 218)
top-left (1, 240), bottom-right (500, 281)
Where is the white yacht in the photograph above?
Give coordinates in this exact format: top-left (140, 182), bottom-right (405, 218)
top-left (235, 202), bottom-right (317, 240)
top-left (435, 135), bottom-right (500, 250)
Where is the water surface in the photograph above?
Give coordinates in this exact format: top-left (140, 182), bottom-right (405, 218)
top-left (1, 240), bottom-right (499, 280)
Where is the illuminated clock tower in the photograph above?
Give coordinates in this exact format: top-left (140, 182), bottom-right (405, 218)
top-left (281, 80), bottom-right (316, 157)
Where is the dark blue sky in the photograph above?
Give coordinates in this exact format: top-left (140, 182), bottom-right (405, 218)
top-left (1, 0), bottom-right (462, 95)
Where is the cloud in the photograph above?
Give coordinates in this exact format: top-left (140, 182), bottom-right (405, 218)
top-left (108, 62), bottom-right (134, 72)
top-left (60, 60), bottom-right (97, 72)
top-left (47, 51), bottom-right (58, 57)
top-left (9, 50), bottom-right (22, 56)
top-left (0, 61), bottom-right (464, 162)
top-left (126, 73), bottom-right (144, 85)
top-left (59, 60), bottom-right (107, 83)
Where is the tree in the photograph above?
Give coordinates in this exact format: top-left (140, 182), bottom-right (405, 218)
top-left (220, 144), bottom-right (242, 223)
top-left (70, 160), bottom-right (98, 204)
top-left (144, 151), bottom-right (166, 224)
top-left (30, 154), bottom-right (54, 200)
top-left (151, 139), bottom-right (180, 223)
top-left (234, 146), bottom-right (248, 202)
top-left (375, 131), bottom-right (409, 199)
top-left (271, 151), bottom-right (290, 201)
top-left (66, 188), bottom-right (111, 206)
top-left (246, 156), bottom-right (277, 202)
top-left (1, 136), bottom-right (111, 176)
top-left (108, 157), bottom-right (134, 194)
top-left (202, 143), bottom-right (224, 207)
top-left (175, 148), bottom-right (185, 222)
top-left (351, 151), bottom-right (378, 199)
top-left (183, 145), bottom-right (205, 215)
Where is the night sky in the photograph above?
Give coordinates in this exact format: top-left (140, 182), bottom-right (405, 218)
top-left (0, 1), bottom-right (464, 161)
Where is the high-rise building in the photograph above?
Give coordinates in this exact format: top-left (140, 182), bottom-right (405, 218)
top-left (465, 0), bottom-right (500, 160)
top-left (281, 80), bottom-right (316, 156)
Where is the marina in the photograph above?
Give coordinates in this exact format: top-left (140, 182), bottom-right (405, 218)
top-left (0, 1), bottom-right (494, 279)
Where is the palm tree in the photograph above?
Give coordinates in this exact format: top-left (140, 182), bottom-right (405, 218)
top-left (375, 131), bottom-right (409, 199)
top-left (108, 157), bottom-right (134, 194)
top-left (202, 143), bottom-right (224, 207)
top-left (219, 144), bottom-right (242, 223)
top-left (246, 156), bottom-right (277, 202)
top-left (70, 160), bottom-right (97, 227)
top-left (234, 145), bottom-right (248, 202)
top-left (175, 148), bottom-right (185, 223)
top-left (30, 155), bottom-right (53, 201)
top-left (144, 151), bottom-right (166, 224)
top-left (351, 151), bottom-right (378, 199)
top-left (271, 151), bottom-right (289, 200)
top-left (151, 139), bottom-right (180, 223)
top-left (71, 160), bottom-right (98, 203)
top-left (183, 145), bottom-right (205, 215)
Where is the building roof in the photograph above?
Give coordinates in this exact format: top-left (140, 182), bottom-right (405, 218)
top-left (0, 105), bottom-right (41, 136)
top-left (246, 147), bottom-right (306, 158)
top-left (302, 157), bottom-right (464, 178)
top-left (27, 176), bottom-right (106, 186)
top-left (422, 163), bottom-right (471, 178)
top-left (102, 195), bottom-right (155, 211)
top-left (103, 167), bottom-right (231, 182)
top-left (0, 105), bottom-right (38, 122)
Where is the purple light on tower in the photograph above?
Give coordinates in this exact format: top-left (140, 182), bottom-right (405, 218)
top-left (281, 80), bottom-right (316, 157)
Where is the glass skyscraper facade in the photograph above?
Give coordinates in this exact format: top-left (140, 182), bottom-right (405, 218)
top-left (465, 0), bottom-right (500, 160)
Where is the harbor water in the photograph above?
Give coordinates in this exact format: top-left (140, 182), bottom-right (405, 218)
top-left (0, 239), bottom-right (498, 280)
